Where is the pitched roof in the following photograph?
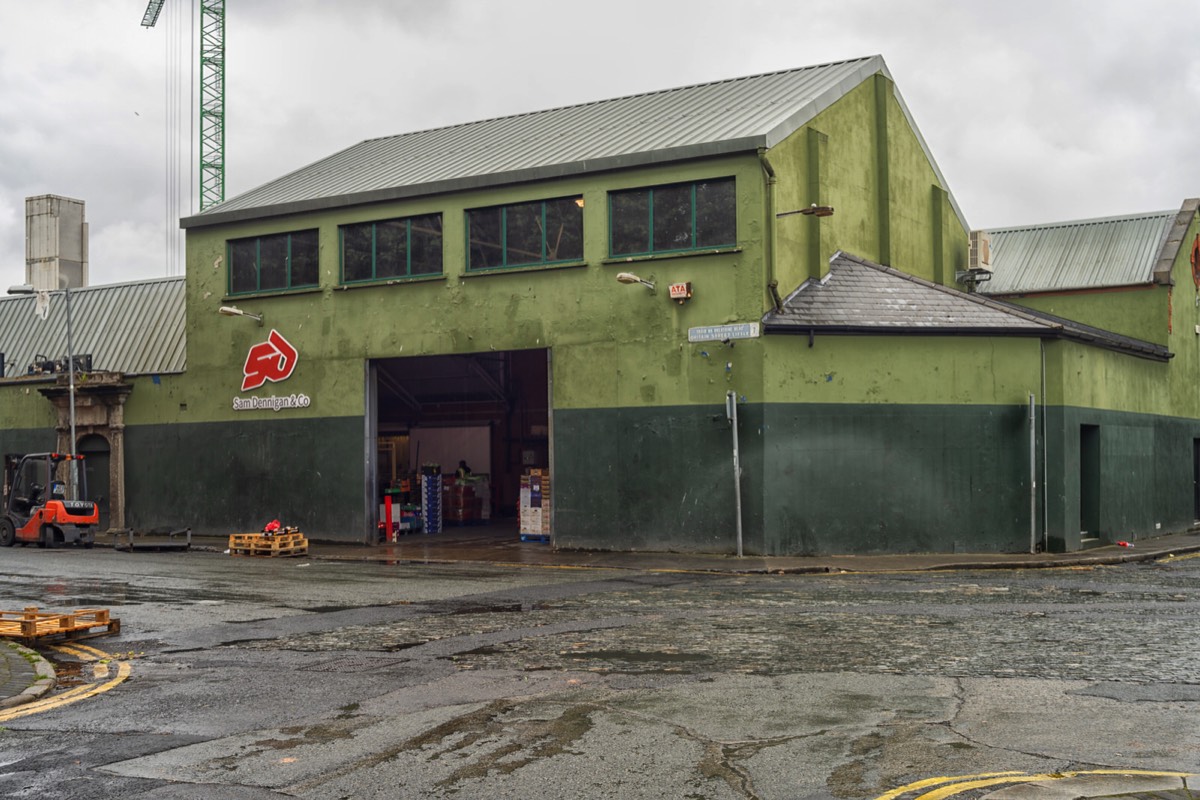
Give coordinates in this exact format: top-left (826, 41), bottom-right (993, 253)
top-left (979, 200), bottom-right (1199, 295)
top-left (762, 252), bottom-right (1170, 361)
top-left (0, 277), bottom-right (185, 379)
top-left (182, 55), bottom-right (964, 230)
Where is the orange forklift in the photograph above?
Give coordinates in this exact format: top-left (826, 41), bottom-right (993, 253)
top-left (1, 453), bottom-right (98, 548)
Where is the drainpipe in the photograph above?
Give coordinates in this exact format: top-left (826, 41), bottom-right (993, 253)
top-left (759, 150), bottom-right (782, 312)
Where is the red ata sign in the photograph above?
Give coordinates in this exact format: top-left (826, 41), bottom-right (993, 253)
top-left (241, 329), bottom-right (298, 392)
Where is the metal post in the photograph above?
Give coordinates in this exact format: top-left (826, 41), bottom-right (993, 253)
top-left (728, 391), bottom-right (744, 558)
top-left (65, 287), bottom-right (76, 458)
top-left (1029, 393), bottom-right (1037, 555)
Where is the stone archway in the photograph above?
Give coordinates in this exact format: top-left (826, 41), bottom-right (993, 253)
top-left (38, 372), bottom-right (131, 532)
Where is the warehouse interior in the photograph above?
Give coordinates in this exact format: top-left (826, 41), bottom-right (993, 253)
top-left (371, 349), bottom-right (550, 542)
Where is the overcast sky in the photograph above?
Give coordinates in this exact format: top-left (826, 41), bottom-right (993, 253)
top-left (1, 0), bottom-right (1198, 290)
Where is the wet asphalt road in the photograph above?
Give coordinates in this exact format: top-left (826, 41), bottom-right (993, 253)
top-left (0, 548), bottom-right (1196, 799)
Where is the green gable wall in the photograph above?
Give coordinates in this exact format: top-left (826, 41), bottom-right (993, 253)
top-left (766, 74), bottom-right (968, 295)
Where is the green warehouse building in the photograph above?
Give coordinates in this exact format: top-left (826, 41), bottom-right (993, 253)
top-left (3, 55), bottom-right (1199, 555)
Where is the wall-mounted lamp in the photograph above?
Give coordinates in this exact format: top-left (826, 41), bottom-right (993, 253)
top-left (616, 272), bottom-right (655, 291)
top-left (777, 204), bottom-right (835, 218)
top-left (219, 305), bottom-right (263, 326)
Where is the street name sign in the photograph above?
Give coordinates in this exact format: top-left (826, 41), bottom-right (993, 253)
top-left (687, 323), bottom-right (761, 343)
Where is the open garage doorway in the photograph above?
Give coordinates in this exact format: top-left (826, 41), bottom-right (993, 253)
top-left (368, 349), bottom-right (550, 546)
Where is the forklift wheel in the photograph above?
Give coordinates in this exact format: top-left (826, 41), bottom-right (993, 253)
top-left (0, 519), bottom-right (14, 547)
top-left (39, 527), bottom-right (57, 549)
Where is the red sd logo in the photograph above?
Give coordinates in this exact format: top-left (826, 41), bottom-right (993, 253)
top-left (241, 330), bottom-right (299, 392)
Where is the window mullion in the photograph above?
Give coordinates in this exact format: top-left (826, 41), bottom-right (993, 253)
top-left (647, 189), bottom-right (655, 253)
top-left (690, 184), bottom-right (698, 247)
top-left (540, 202), bottom-right (547, 263)
top-left (404, 220), bottom-right (412, 276)
top-left (500, 207), bottom-right (508, 267)
top-left (370, 223), bottom-right (378, 280)
top-left (255, 239), bottom-right (262, 291)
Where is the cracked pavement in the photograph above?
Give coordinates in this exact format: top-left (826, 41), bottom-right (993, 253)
top-left (0, 549), bottom-right (1196, 798)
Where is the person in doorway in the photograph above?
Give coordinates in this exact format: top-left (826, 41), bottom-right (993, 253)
top-left (456, 460), bottom-right (472, 479)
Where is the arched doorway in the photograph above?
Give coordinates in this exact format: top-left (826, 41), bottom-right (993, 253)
top-left (78, 434), bottom-right (111, 532)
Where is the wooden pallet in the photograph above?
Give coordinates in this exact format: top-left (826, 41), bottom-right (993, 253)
top-left (0, 607), bottom-right (121, 644)
top-left (229, 531), bottom-right (309, 557)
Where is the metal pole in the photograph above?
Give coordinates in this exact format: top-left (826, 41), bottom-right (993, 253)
top-left (1029, 393), bottom-right (1036, 554)
top-left (65, 287), bottom-right (78, 500)
top-left (65, 287), bottom-right (76, 458)
top-left (728, 391), bottom-right (744, 558)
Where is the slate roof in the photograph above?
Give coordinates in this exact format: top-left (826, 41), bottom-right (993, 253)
top-left (182, 55), bottom-right (965, 231)
top-left (0, 277), bottom-right (185, 379)
top-left (762, 252), bottom-right (1171, 361)
top-left (980, 200), bottom-right (1199, 295)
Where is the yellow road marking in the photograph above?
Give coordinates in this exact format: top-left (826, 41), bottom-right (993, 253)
top-left (1161, 551), bottom-right (1200, 561)
top-left (873, 772), bottom-right (1024, 800)
top-left (878, 769), bottom-right (1196, 800)
top-left (58, 642), bottom-right (112, 661)
top-left (51, 643), bottom-right (100, 661)
top-left (0, 646), bottom-right (131, 723)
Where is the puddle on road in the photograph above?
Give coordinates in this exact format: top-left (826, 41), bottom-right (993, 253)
top-left (47, 657), bottom-right (86, 689)
top-left (559, 649), bottom-right (710, 665)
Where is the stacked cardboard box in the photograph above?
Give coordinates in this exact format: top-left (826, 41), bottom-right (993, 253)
top-left (519, 469), bottom-right (551, 539)
top-left (445, 482), bottom-right (481, 524)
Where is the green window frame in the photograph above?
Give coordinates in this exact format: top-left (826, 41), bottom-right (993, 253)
top-left (340, 214), bottom-right (444, 284)
top-left (466, 196), bottom-right (584, 271)
top-left (228, 229), bottom-right (319, 295)
top-left (608, 178), bottom-right (736, 257)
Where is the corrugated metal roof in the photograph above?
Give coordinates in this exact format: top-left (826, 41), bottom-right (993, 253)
top-left (980, 210), bottom-right (1177, 295)
top-left (763, 251), bottom-right (1170, 361)
top-left (0, 277), bottom-right (185, 379)
top-left (182, 55), bottom-right (965, 231)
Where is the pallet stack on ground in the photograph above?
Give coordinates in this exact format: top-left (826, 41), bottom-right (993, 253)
top-left (519, 469), bottom-right (551, 542)
top-left (444, 479), bottom-right (484, 525)
top-left (0, 606), bottom-right (121, 644)
top-left (228, 529), bottom-right (309, 557)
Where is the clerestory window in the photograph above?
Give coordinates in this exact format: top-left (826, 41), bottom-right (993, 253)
top-left (467, 196), bottom-right (584, 270)
top-left (340, 214), bottom-right (444, 284)
top-left (228, 229), bottom-right (319, 295)
top-left (609, 178), bottom-right (736, 257)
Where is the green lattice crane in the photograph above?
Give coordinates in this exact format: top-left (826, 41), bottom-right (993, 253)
top-left (142, 0), bottom-right (226, 210)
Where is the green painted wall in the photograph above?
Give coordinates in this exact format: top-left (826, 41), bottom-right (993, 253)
top-left (181, 155), bottom-right (769, 421)
top-left (0, 381), bottom-right (57, 432)
top-left (553, 400), bottom-right (1034, 556)
top-left (1005, 287), bottom-right (1165, 346)
top-left (767, 74), bottom-right (969, 295)
top-left (123, 417), bottom-right (365, 539)
top-left (1041, 406), bottom-right (1200, 552)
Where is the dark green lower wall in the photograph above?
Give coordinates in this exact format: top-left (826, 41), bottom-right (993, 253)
top-left (760, 403), bottom-right (1034, 555)
top-left (0, 430), bottom-right (60, 460)
top-left (1044, 407), bottom-right (1200, 552)
top-left (556, 401), bottom-right (1200, 556)
top-left (124, 416), bottom-right (366, 540)
top-left (552, 403), bottom-right (756, 553)
top-left (12, 402), bottom-right (1198, 555)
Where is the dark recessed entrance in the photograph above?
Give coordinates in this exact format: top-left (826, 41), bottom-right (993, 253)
top-left (369, 349), bottom-right (549, 544)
